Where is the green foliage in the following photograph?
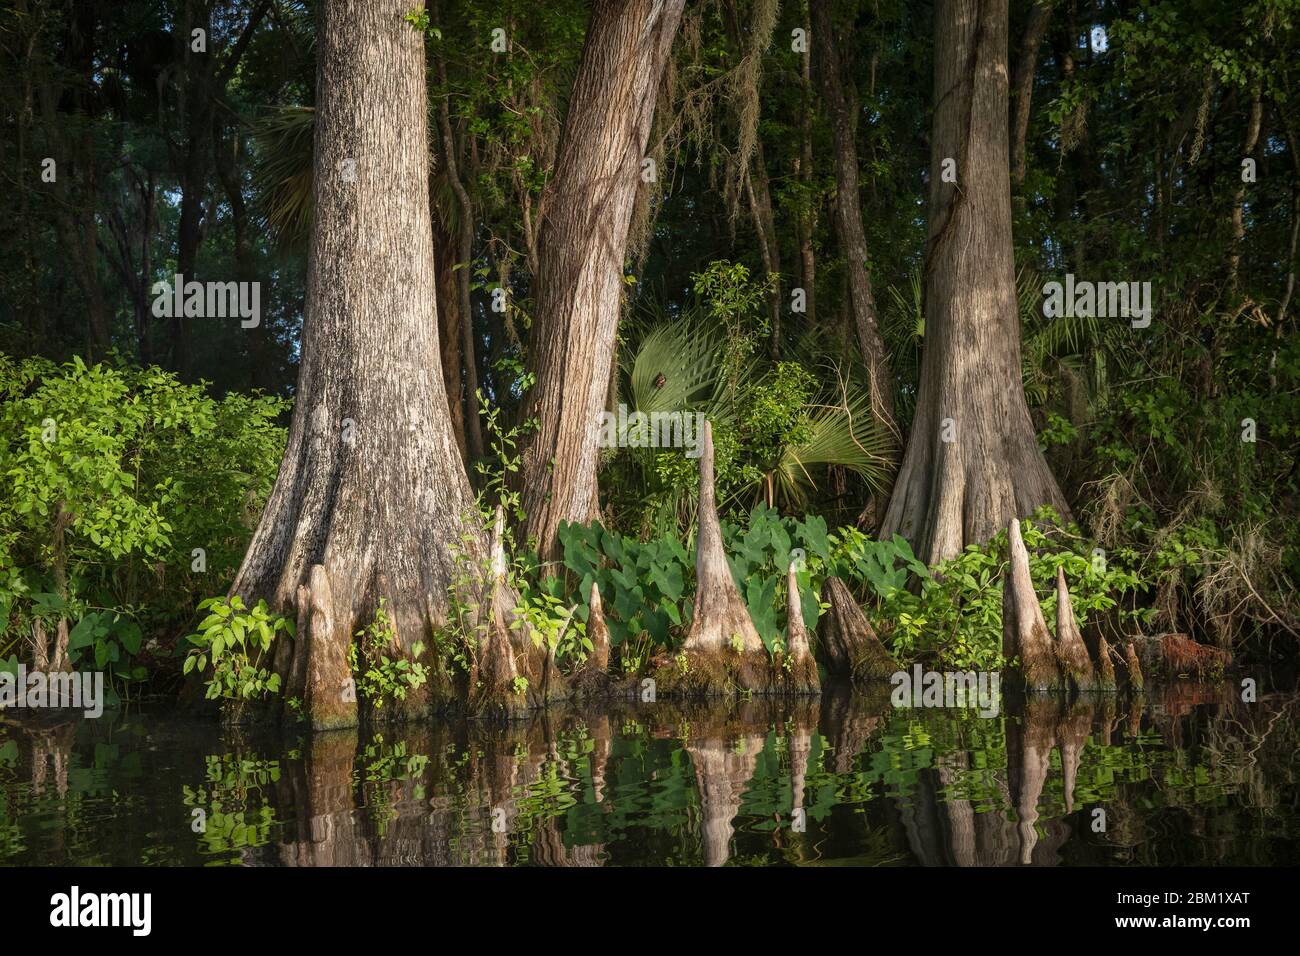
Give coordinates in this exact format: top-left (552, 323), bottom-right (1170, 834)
top-left (829, 528), bottom-right (928, 600)
top-left (403, 8), bottom-right (441, 39)
top-left (557, 520), bottom-right (691, 655)
top-left (0, 355), bottom-right (287, 692)
top-left (473, 391), bottom-right (535, 526)
top-left (722, 504), bottom-right (827, 652)
top-left (348, 599), bottom-right (429, 709)
top-left (67, 609), bottom-right (147, 692)
top-left (442, 389), bottom-right (581, 678)
top-left (183, 596), bottom-right (291, 705)
top-left (741, 362), bottom-right (816, 470)
top-left (607, 270), bottom-right (892, 535)
top-left (868, 508), bottom-right (1143, 670)
top-left (514, 583), bottom-right (588, 664)
top-left (1038, 411), bottom-right (1079, 450)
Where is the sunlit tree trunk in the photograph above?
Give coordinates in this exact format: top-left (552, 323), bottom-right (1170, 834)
top-left (880, 0), bottom-right (1068, 565)
top-left (231, 0), bottom-right (538, 728)
top-left (518, 0), bottom-right (686, 565)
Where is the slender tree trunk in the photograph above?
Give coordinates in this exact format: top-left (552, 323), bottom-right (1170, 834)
top-left (518, 0), bottom-right (686, 566)
top-left (811, 0), bottom-right (896, 441)
top-left (37, 73), bottom-right (109, 357)
top-left (432, 221), bottom-right (468, 461)
top-left (169, 2), bottom-right (217, 379)
top-left (1229, 82), bottom-right (1263, 289)
top-left (745, 142), bottom-right (783, 357)
top-left (1010, 1), bottom-right (1052, 191)
top-left (230, 0), bottom-right (534, 728)
top-left (215, 120), bottom-right (273, 391)
top-left (879, 0), bottom-right (1069, 566)
top-left (796, 13), bottom-right (818, 328)
top-left (104, 169), bottom-right (157, 366)
top-left (433, 16), bottom-right (484, 462)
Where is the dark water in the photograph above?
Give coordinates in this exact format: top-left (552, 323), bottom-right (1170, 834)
top-left (1, 683), bottom-right (1296, 866)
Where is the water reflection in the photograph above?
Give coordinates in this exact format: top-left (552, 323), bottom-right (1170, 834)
top-left (1, 682), bottom-right (1296, 866)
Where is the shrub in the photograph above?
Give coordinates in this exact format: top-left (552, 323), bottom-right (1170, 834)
top-left (0, 354), bottom-right (287, 699)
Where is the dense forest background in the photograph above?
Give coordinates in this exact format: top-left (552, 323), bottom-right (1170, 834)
top-left (1, 0), bottom-right (1297, 720)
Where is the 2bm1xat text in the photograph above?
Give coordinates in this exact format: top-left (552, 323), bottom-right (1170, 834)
top-left (1119, 893), bottom-right (1251, 906)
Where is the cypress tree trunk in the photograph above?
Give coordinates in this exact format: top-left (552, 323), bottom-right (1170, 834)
top-left (432, 221), bottom-right (468, 461)
top-left (879, 0), bottom-right (1069, 565)
top-left (231, 0), bottom-right (536, 728)
top-left (519, 0), bottom-right (686, 565)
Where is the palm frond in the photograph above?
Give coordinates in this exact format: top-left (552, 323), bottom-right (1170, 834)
top-left (771, 383), bottom-right (894, 508)
top-left (622, 313), bottom-right (722, 415)
top-left (250, 106), bottom-right (316, 250)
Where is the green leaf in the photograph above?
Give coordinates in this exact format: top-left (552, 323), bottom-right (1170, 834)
top-left (68, 614), bottom-right (100, 651)
top-left (116, 621), bottom-right (143, 656)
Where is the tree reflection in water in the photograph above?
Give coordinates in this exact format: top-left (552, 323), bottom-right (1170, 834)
top-left (0, 681), bottom-right (1296, 866)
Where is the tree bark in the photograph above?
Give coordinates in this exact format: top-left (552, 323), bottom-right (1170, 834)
top-left (230, 0), bottom-right (538, 728)
top-left (518, 0), bottom-right (686, 566)
top-left (586, 581), bottom-right (610, 674)
top-left (745, 141), bottom-right (783, 358)
top-left (779, 563), bottom-right (819, 694)
top-left (432, 221), bottom-right (468, 461)
top-left (432, 15), bottom-right (484, 463)
top-left (214, 118), bottom-right (274, 391)
top-left (1002, 518), bottom-right (1062, 692)
top-left (879, 0), bottom-right (1069, 565)
top-left (796, 7), bottom-right (817, 327)
top-left (35, 14), bottom-right (110, 358)
top-left (573, 580), bottom-right (616, 697)
top-left (816, 576), bottom-right (898, 680)
top-left (811, 0), bottom-right (896, 440)
top-left (1122, 641), bottom-right (1144, 692)
top-left (1053, 565), bottom-right (1095, 691)
top-left (1095, 634), bottom-right (1118, 691)
top-left (655, 421), bottom-right (769, 695)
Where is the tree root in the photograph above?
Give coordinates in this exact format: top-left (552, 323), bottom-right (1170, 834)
top-left (1094, 635), bottom-right (1118, 692)
top-left (660, 421), bottom-right (773, 697)
top-left (1053, 566), bottom-right (1097, 692)
top-left (773, 564), bottom-right (820, 695)
top-left (571, 582), bottom-right (621, 698)
top-left (1003, 518), bottom-right (1063, 693)
top-left (816, 576), bottom-right (898, 681)
top-left (467, 507), bottom-right (560, 719)
top-left (1122, 642), bottom-right (1144, 693)
top-left (1000, 519), bottom-right (1230, 694)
